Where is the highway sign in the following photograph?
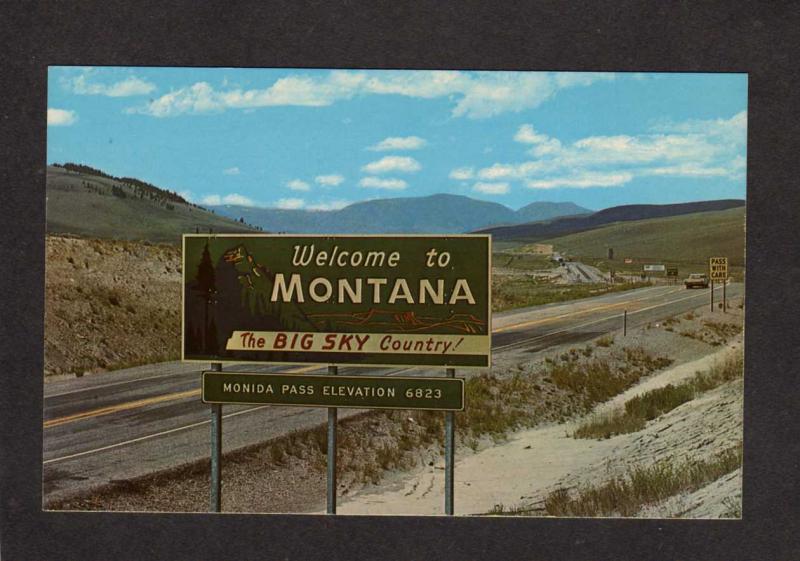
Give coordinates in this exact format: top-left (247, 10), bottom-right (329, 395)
top-left (182, 234), bottom-right (491, 368)
top-left (709, 257), bottom-right (728, 280)
top-left (666, 267), bottom-right (678, 277)
top-left (202, 371), bottom-right (465, 411)
top-left (643, 264), bottom-right (666, 272)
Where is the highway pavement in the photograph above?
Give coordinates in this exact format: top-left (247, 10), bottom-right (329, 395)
top-left (43, 282), bottom-right (742, 504)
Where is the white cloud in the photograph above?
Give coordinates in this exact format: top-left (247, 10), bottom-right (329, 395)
top-left (67, 71), bottom-right (156, 97)
top-left (178, 190), bottom-right (194, 202)
top-left (473, 111), bottom-right (746, 189)
top-left (47, 108), bottom-right (77, 126)
top-left (526, 172), bottom-right (634, 189)
top-left (314, 174), bottom-right (344, 186)
top-left (514, 124), bottom-right (548, 144)
top-left (513, 124), bottom-right (562, 156)
top-left (369, 136), bottom-right (426, 151)
top-left (275, 198), bottom-right (305, 209)
top-left (129, 70), bottom-right (614, 119)
top-left (477, 162), bottom-right (543, 180)
top-left (449, 167), bottom-right (474, 180)
top-left (361, 156), bottom-right (421, 174)
top-left (473, 182), bottom-right (510, 195)
top-left (223, 167), bottom-right (241, 175)
top-left (287, 179), bottom-right (311, 191)
top-left (651, 110), bottom-right (747, 138)
top-left (307, 200), bottom-right (351, 211)
top-left (358, 177), bottom-right (408, 190)
top-left (201, 193), bottom-right (256, 206)
top-left (525, 172), bottom-right (633, 189)
top-left (642, 164), bottom-right (731, 178)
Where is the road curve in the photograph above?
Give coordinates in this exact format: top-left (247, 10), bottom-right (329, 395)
top-left (43, 282), bottom-right (742, 504)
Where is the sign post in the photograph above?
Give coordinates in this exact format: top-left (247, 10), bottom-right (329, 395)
top-left (327, 365), bottom-right (337, 515)
top-left (709, 257), bottom-right (728, 312)
top-left (710, 279), bottom-right (714, 312)
top-left (444, 367), bottom-right (455, 516)
top-left (723, 280), bottom-right (727, 313)
top-left (209, 362), bottom-right (222, 513)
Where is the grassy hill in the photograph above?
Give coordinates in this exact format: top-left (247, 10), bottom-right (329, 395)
top-left (477, 199), bottom-right (745, 241)
top-left (46, 165), bottom-right (257, 244)
top-left (541, 206), bottom-right (746, 279)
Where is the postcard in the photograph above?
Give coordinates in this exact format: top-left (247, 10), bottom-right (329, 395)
top-left (43, 67), bottom-right (746, 518)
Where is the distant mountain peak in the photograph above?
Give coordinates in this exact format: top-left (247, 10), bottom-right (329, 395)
top-left (210, 193), bottom-right (590, 234)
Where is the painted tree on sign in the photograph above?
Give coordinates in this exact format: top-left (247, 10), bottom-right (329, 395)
top-left (195, 242), bottom-right (218, 354)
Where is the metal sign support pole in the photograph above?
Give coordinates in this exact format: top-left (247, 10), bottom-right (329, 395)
top-left (623, 310), bottom-right (627, 337)
top-left (445, 367), bottom-right (455, 516)
top-left (210, 362), bottom-right (223, 513)
top-left (723, 279), bottom-right (727, 313)
top-left (327, 365), bottom-right (338, 515)
top-left (710, 279), bottom-right (714, 312)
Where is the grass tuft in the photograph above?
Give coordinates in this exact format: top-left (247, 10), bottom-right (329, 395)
top-left (542, 444), bottom-right (742, 517)
top-left (573, 351), bottom-right (743, 440)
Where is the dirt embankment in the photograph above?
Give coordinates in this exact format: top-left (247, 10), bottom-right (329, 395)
top-left (45, 235), bottom-right (181, 377)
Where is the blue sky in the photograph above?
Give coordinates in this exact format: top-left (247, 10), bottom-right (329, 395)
top-left (47, 67), bottom-right (747, 211)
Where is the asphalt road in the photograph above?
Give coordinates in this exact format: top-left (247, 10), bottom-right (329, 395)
top-left (562, 260), bottom-right (607, 283)
top-left (43, 282), bottom-right (742, 504)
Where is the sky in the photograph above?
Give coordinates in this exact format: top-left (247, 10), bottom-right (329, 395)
top-left (47, 67), bottom-right (747, 211)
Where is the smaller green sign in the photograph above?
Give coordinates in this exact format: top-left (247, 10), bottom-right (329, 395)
top-left (202, 371), bottom-right (465, 411)
top-left (666, 267), bottom-right (679, 277)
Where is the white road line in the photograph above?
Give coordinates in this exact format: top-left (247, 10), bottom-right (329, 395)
top-left (495, 284), bottom-right (730, 352)
top-left (43, 405), bottom-right (272, 465)
top-left (45, 364), bottom-right (322, 399)
top-left (494, 285), bottom-right (666, 323)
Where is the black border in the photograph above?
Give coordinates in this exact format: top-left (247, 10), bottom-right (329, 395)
top-left (3, 2), bottom-right (800, 560)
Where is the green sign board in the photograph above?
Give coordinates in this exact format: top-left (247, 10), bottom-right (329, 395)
top-left (666, 267), bottom-right (679, 277)
top-left (202, 371), bottom-right (465, 411)
top-left (182, 234), bottom-right (491, 368)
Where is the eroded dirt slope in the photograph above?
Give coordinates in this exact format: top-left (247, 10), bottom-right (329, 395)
top-left (45, 235), bottom-right (181, 376)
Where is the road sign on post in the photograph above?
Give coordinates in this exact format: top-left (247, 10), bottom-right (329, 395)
top-left (666, 267), bottom-right (678, 285)
top-left (709, 257), bottom-right (728, 312)
top-left (183, 234), bottom-right (491, 516)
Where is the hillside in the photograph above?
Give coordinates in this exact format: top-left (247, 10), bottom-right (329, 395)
top-left (212, 195), bottom-right (591, 234)
top-left (514, 201), bottom-right (590, 223)
top-left (542, 206), bottom-right (746, 277)
top-left (477, 199), bottom-right (745, 241)
top-left (46, 165), bottom-right (257, 244)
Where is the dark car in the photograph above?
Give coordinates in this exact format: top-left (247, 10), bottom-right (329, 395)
top-left (684, 273), bottom-right (709, 289)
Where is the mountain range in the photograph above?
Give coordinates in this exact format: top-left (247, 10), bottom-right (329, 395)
top-left (45, 163), bottom-right (745, 243)
top-left (210, 195), bottom-right (591, 234)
